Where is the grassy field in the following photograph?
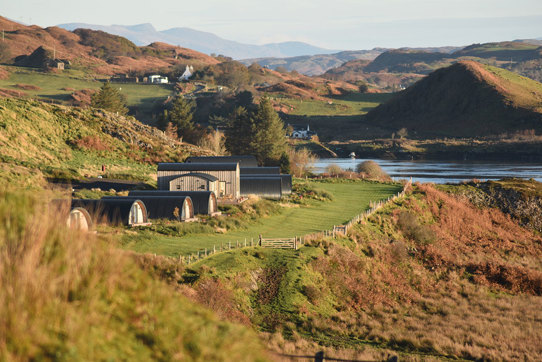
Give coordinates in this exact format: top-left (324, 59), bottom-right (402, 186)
top-left (0, 66), bottom-right (174, 120)
top-left (277, 93), bottom-right (392, 117)
top-left (122, 180), bottom-right (402, 256)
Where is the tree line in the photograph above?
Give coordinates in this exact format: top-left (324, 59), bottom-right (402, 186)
top-left (91, 83), bottom-right (290, 172)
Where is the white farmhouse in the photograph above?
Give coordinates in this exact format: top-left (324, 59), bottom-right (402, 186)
top-left (178, 65), bottom-right (194, 81)
top-left (148, 75), bottom-right (169, 84)
top-left (290, 125), bottom-right (316, 140)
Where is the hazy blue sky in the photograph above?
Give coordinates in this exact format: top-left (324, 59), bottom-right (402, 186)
top-left (3, 0), bottom-right (542, 49)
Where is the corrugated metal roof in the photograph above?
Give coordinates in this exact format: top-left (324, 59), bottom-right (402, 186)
top-left (240, 177), bottom-right (282, 200)
top-left (240, 174), bottom-right (292, 194)
top-left (102, 196), bottom-right (193, 220)
top-left (185, 156), bottom-right (258, 167)
top-left (240, 167), bottom-right (280, 175)
top-left (128, 191), bottom-right (217, 214)
top-left (158, 162), bottom-right (239, 171)
top-left (71, 199), bottom-right (148, 225)
top-left (173, 172), bottom-right (219, 181)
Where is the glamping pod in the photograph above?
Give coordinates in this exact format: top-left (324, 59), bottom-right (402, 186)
top-left (68, 207), bottom-right (93, 231)
top-left (71, 199), bottom-right (148, 226)
top-left (128, 191), bottom-right (219, 216)
top-left (240, 177), bottom-right (283, 200)
top-left (240, 167), bottom-right (280, 175)
top-left (240, 174), bottom-right (292, 195)
top-left (51, 199), bottom-right (93, 231)
top-left (168, 173), bottom-right (219, 193)
top-left (103, 196), bottom-right (195, 221)
top-left (157, 163), bottom-right (240, 199)
top-left (185, 155), bottom-right (258, 168)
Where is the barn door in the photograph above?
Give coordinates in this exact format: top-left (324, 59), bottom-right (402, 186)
top-left (130, 202), bottom-right (144, 225)
top-left (183, 200), bottom-right (191, 220)
top-left (219, 181), bottom-right (226, 197)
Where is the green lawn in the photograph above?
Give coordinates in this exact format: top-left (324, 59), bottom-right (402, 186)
top-left (0, 66), bottom-right (174, 120)
top-left (122, 180), bottom-right (401, 257)
top-left (277, 93), bottom-right (393, 116)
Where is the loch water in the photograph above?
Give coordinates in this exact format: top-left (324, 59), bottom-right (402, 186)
top-left (313, 158), bottom-right (542, 184)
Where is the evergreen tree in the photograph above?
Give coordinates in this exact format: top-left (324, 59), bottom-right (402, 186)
top-left (250, 98), bottom-right (287, 165)
top-left (90, 82), bottom-right (128, 115)
top-left (278, 153), bottom-right (291, 174)
top-left (156, 109), bottom-right (169, 130)
top-left (168, 96), bottom-right (196, 141)
top-left (225, 106), bottom-right (254, 155)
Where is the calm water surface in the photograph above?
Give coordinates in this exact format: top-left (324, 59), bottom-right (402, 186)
top-left (314, 158), bottom-right (542, 184)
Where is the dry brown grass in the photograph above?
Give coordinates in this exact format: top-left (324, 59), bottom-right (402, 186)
top-left (13, 83), bottom-right (40, 91)
top-left (0, 190), bottom-right (267, 360)
top-left (302, 184), bottom-right (542, 360)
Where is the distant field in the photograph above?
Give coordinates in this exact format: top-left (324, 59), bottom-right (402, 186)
top-left (278, 93), bottom-right (393, 116)
top-left (122, 180), bottom-right (401, 256)
top-left (0, 66), bottom-right (174, 121)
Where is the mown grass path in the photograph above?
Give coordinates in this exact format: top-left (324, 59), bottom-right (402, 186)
top-left (123, 181), bottom-right (401, 257)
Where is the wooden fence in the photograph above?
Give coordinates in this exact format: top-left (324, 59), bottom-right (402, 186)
top-left (260, 236), bottom-right (299, 250)
top-left (181, 179), bottom-right (412, 264)
top-left (302, 179), bottom-right (412, 242)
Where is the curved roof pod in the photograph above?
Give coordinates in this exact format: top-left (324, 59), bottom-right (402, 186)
top-left (68, 207), bottom-right (93, 231)
top-left (103, 196), bottom-right (195, 221)
top-left (240, 174), bottom-right (292, 194)
top-left (128, 191), bottom-right (218, 215)
top-left (50, 199), bottom-right (94, 230)
top-left (240, 167), bottom-right (280, 175)
top-left (71, 199), bottom-right (148, 226)
top-left (185, 155), bottom-right (258, 167)
top-left (240, 177), bottom-right (283, 200)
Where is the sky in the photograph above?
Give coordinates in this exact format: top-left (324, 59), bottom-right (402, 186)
top-left (3, 0), bottom-right (542, 49)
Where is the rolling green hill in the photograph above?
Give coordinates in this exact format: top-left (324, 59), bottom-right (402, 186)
top-left (0, 97), bottom-right (210, 187)
top-left (364, 61), bottom-right (542, 138)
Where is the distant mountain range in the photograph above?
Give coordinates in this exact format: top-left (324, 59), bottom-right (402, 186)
top-left (57, 23), bottom-right (337, 60)
top-left (239, 46), bottom-right (461, 76)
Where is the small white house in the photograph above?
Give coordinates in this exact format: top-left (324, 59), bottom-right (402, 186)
top-left (178, 65), bottom-right (194, 81)
top-left (148, 75), bottom-right (169, 84)
top-left (291, 125), bottom-right (316, 140)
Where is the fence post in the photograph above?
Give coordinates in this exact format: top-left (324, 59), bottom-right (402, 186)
top-left (314, 351), bottom-right (324, 362)
top-left (259, 234), bottom-right (262, 246)
top-left (188, 255), bottom-right (191, 264)
top-left (294, 237), bottom-right (297, 250)
top-left (237, 240), bottom-right (239, 248)
top-left (214, 245), bottom-right (216, 254)
top-left (251, 237), bottom-right (254, 247)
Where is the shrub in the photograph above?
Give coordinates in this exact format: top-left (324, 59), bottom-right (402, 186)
top-left (356, 160), bottom-right (390, 181)
top-left (288, 148), bottom-right (317, 177)
top-left (302, 284), bottom-right (322, 305)
top-left (325, 164), bottom-right (343, 176)
top-left (397, 211), bottom-right (435, 245)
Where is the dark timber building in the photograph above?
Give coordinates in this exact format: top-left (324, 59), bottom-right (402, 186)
top-left (240, 167), bottom-right (280, 175)
top-left (240, 177), bottom-right (283, 200)
top-left (168, 173), bottom-right (219, 194)
top-left (157, 163), bottom-right (240, 199)
top-left (185, 155), bottom-right (258, 168)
